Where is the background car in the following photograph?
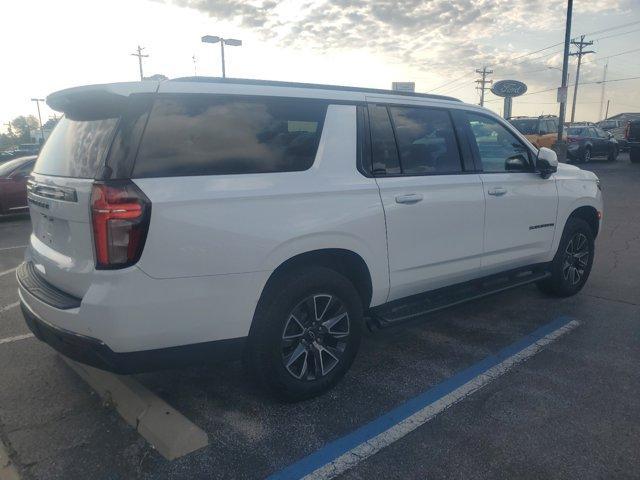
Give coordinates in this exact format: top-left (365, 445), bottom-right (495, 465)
top-left (0, 155), bottom-right (35, 215)
top-left (0, 144), bottom-right (41, 164)
top-left (597, 118), bottom-right (629, 151)
top-left (626, 119), bottom-right (640, 163)
top-left (566, 124), bottom-right (618, 163)
top-left (509, 115), bottom-right (561, 149)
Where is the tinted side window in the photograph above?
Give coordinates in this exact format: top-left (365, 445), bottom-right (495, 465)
top-left (134, 95), bottom-right (327, 177)
top-left (368, 105), bottom-right (401, 175)
top-left (389, 106), bottom-right (462, 175)
top-left (466, 113), bottom-right (532, 173)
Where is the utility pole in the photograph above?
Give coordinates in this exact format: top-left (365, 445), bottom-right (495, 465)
top-left (192, 54), bottom-right (198, 76)
top-left (475, 66), bottom-right (493, 107)
top-left (130, 45), bottom-right (149, 81)
top-left (569, 35), bottom-right (595, 123)
top-left (604, 99), bottom-right (610, 119)
top-left (30, 98), bottom-right (45, 143)
top-left (598, 63), bottom-right (608, 120)
top-left (556, 0), bottom-right (573, 155)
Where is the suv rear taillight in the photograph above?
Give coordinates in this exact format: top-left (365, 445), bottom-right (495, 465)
top-left (91, 180), bottom-right (151, 269)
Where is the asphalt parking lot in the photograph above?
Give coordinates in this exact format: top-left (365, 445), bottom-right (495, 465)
top-left (1, 154), bottom-right (639, 480)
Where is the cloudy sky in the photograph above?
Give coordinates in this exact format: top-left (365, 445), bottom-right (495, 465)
top-left (1, 0), bottom-right (639, 130)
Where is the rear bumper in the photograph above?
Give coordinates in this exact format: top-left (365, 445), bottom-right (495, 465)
top-left (20, 297), bottom-right (246, 374)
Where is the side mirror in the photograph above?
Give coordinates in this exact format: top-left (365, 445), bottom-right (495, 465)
top-left (536, 147), bottom-right (558, 178)
top-left (505, 155), bottom-right (528, 172)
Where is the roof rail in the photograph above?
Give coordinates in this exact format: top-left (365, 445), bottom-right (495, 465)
top-left (168, 76), bottom-right (462, 102)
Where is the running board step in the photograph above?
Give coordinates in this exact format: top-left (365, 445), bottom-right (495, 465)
top-left (369, 264), bottom-right (551, 328)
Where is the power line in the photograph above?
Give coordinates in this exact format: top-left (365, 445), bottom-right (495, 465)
top-left (426, 72), bottom-right (470, 93)
top-left (592, 27), bottom-right (640, 42)
top-left (520, 75), bottom-right (640, 97)
top-left (593, 47), bottom-right (640, 62)
top-left (584, 19), bottom-right (640, 37)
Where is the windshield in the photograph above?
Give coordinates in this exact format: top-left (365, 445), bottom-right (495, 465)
top-left (33, 116), bottom-right (118, 178)
top-left (509, 119), bottom-right (538, 135)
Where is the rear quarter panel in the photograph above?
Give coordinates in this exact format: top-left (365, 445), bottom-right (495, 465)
top-left (133, 104), bottom-right (390, 307)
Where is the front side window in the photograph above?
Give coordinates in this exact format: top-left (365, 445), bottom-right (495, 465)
top-left (389, 106), bottom-right (462, 174)
top-left (133, 95), bottom-right (327, 177)
top-left (466, 113), bottom-right (532, 173)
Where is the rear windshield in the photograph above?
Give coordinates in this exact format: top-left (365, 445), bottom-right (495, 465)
top-left (33, 116), bottom-right (118, 178)
top-left (133, 95), bottom-right (327, 178)
top-left (509, 119), bottom-right (538, 135)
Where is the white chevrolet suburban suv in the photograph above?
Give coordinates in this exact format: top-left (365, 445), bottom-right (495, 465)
top-left (18, 78), bottom-right (602, 401)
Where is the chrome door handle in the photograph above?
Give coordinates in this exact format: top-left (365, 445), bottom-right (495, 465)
top-left (395, 193), bottom-right (424, 204)
top-left (487, 187), bottom-right (507, 196)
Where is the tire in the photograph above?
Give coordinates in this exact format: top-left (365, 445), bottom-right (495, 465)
top-left (582, 147), bottom-right (591, 163)
top-left (537, 217), bottom-right (595, 297)
top-left (246, 266), bottom-right (363, 401)
top-left (631, 147), bottom-right (640, 164)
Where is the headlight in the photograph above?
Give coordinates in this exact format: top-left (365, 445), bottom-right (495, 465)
top-left (596, 179), bottom-right (601, 191)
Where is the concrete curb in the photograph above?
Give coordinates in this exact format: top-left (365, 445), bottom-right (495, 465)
top-left (62, 357), bottom-right (208, 460)
top-left (0, 439), bottom-right (20, 480)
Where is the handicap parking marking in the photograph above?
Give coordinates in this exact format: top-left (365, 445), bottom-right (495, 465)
top-left (269, 316), bottom-right (580, 480)
top-left (0, 333), bottom-right (34, 346)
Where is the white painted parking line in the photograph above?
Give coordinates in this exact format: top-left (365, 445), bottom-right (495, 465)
top-left (0, 438), bottom-right (21, 480)
top-left (0, 245), bottom-right (26, 252)
top-left (270, 317), bottom-right (580, 480)
top-left (62, 357), bottom-right (209, 460)
top-left (0, 302), bottom-right (19, 314)
top-left (0, 334), bottom-right (34, 346)
top-left (0, 267), bottom-right (17, 277)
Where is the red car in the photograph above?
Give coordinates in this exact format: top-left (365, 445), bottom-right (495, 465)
top-left (0, 155), bottom-right (36, 215)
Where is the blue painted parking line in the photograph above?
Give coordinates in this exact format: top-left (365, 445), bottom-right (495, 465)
top-left (268, 316), bottom-right (579, 480)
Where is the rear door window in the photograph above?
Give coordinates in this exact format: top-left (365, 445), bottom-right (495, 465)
top-left (33, 116), bottom-right (118, 178)
top-left (367, 104), bottom-right (401, 175)
top-left (133, 95), bottom-right (327, 177)
top-left (389, 106), bottom-right (462, 174)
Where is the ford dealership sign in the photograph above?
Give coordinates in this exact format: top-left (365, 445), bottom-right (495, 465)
top-left (491, 80), bottom-right (527, 97)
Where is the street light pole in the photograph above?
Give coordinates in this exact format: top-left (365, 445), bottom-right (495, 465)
top-left (220, 40), bottom-right (226, 78)
top-left (31, 98), bottom-right (45, 143)
top-left (201, 35), bottom-right (242, 78)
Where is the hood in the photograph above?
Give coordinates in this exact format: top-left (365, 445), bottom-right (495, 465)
top-left (555, 162), bottom-right (598, 181)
